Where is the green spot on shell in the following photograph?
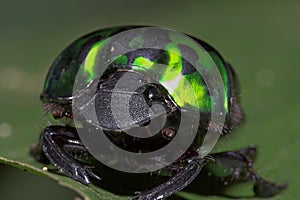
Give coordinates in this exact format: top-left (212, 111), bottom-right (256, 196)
top-left (113, 54), bottom-right (128, 65)
top-left (132, 56), bottom-right (154, 70)
top-left (160, 44), bottom-right (182, 82)
top-left (209, 51), bottom-right (229, 113)
top-left (83, 40), bottom-right (107, 82)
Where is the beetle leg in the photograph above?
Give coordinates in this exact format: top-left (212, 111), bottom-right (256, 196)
top-left (39, 125), bottom-right (101, 184)
top-left (206, 146), bottom-right (287, 197)
top-left (130, 153), bottom-right (204, 200)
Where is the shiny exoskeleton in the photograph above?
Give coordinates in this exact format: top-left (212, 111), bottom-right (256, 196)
top-left (31, 26), bottom-right (286, 199)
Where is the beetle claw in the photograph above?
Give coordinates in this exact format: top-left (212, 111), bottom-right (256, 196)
top-left (85, 168), bottom-right (102, 182)
top-left (69, 165), bottom-right (102, 185)
top-left (254, 177), bottom-right (287, 197)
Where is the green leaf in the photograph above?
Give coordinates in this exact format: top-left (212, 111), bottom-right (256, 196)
top-left (0, 132), bottom-right (129, 200)
top-left (0, 1), bottom-right (298, 200)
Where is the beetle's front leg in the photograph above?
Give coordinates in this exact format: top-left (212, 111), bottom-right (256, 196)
top-left (206, 146), bottom-right (287, 197)
top-left (130, 151), bottom-right (204, 200)
top-left (34, 125), bottom-right (101, 184)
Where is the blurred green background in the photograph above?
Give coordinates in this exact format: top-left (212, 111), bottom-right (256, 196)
top-left (0, 0), bottom-right (299, 199)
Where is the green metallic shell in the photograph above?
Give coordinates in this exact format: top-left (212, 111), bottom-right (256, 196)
top-left (42, 26), bottom-right (232, 114)
top-left (42, 27), bottom-right (124, 99)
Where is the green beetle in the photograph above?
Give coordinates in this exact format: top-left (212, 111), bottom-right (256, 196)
top-left (31, 26), bottom-right (286, 200)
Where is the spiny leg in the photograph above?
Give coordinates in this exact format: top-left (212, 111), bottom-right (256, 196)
top-left (130, 151), bottom-right (204, 200)
top-left (31, 130), bottom-right (96, 165)
top-left (38, 125), bottom-right (101, 184)
top-left (206, 146), bottom-right (287, 197)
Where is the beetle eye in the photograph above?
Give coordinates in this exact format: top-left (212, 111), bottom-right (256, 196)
top-left (145, 83), bottom-right (169, 105)
top-left (148, 86), bottom-right (162, 101)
